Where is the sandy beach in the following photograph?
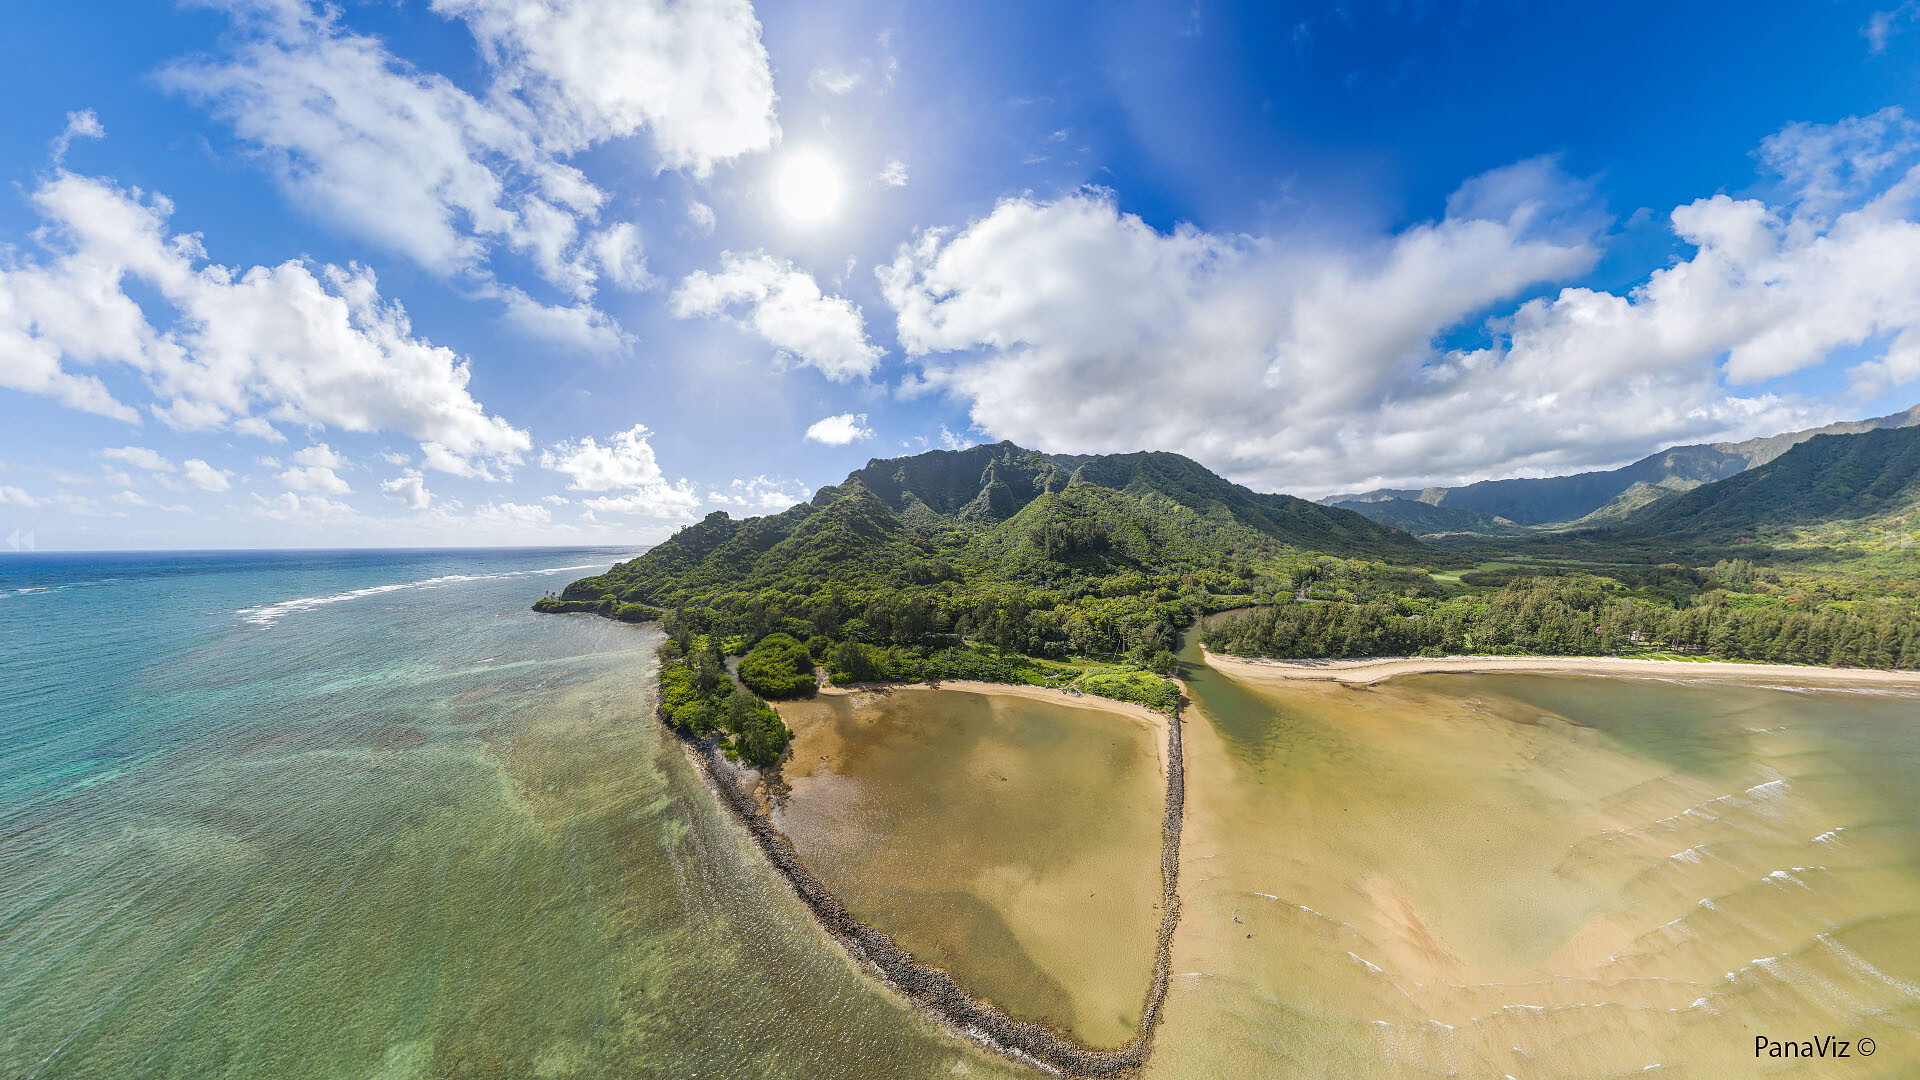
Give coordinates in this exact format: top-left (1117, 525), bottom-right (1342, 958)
top-left (1202, 647), bottom-right (1920, 688)
top-left (814, 678), bottom-right (1174, 774)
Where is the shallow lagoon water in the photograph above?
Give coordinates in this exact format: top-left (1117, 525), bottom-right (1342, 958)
top-left (773, 687), bottom-right (1167, 1048)
top-left (1147, 634), bottom-right (1920, 1079)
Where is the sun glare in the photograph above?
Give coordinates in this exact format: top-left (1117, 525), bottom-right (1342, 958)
top-left (773, 150), bottom-right (844, 226)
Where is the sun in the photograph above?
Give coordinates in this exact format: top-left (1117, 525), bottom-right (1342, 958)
top-left (773, 150), bottom-right (844, 226)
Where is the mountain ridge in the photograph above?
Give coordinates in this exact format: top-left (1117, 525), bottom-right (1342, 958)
top-left (1326, 403), bottom-right (1920, 532)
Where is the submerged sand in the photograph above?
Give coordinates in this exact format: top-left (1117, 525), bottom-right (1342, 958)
top-left (1142, 652), bottom-right (1920, 1079)
top-left (1205, 648), bottom-right (1920, 688)
top-left (772, 682), bottom-right (1172, 1049)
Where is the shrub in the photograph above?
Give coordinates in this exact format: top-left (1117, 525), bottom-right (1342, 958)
top-left (737, 633), bottom-right (817, 698)
top-left (1079, 669), bottom-right (1179, 713)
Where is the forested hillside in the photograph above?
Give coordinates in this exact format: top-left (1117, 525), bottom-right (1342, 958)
top-left (1330, 404), bottom-right (1920, 532)
top-left (1617, 425), bottom-right (1920, 547)
top-left (539, 437), bottom-right (1920, 693)
top-left (536, 442), bottom-right (1433, 717)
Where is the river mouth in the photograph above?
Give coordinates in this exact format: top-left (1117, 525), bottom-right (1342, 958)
top-left (773, 686), bottom-right (1169, 1049)
top-left (1146, 640), bottom-right (1920, 1079)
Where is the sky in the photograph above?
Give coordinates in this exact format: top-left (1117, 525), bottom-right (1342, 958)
top-left (4, 0), bottom-right (1920, 550)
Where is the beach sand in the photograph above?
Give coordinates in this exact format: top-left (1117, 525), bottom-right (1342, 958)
top-left (1203, 648), bottom-right (1920, 689)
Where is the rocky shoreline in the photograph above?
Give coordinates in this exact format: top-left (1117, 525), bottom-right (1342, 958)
top-left (676, 683), bottom-right (1187, 1078)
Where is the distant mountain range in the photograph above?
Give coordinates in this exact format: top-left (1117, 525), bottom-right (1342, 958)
top-left (1614, 423), bottom-right (1920, 546)
top-left (1326, 404), bottom-right (1920, 536)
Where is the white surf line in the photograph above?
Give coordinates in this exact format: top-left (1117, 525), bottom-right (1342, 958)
top-left (235, 563), bottom-right (601, 626)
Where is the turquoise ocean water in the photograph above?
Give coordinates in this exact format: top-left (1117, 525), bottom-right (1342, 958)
top-left (0, 549), bottom-right (1009, 1080)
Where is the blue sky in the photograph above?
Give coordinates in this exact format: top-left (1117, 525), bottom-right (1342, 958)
top-left (4, 0), bottom-right (1920, 549)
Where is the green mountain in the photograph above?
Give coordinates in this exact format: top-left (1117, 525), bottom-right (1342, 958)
top-left (1328, 497), bottom-right (1525, 537)
top-left (543, 441), bottom-right (1426, 664)
top-left (1327, 404), bottom-right (1920, 530)
top-left (1616, 424), bottom-right (1920, 547)
top-left (538, 438), bottom-right (1920, 680)
top-left (562, 442), bottom-right (1425, 605)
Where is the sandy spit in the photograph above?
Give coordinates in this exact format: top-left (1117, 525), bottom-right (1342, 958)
top-left (1202, 648), bottom-right (1920, 689)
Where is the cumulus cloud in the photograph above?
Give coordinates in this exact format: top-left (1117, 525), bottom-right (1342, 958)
top-left (254, 490), bottom-right (355, 522)
top-left (182, 458), bottom-right (233, 492)
top-left (672, 252), bottom-right (882, 380)
top-left (879, 128), bottom-right (1920, 495)
top-left (492, 286), bottom-right (634, 356)
top-left (707, 474), bottom-right (810, 511)
top-left (277, 463), bottom-right (351, 494)
top-left (163, 0), bottom-right (589, 283)
top-left (0, 167), bottom-right (530, 477)
top-left (878, 158), bottom-right (909, 188)
top-left (434, 0), bottom-right (779, 175)
top-left (688, 200), bottom-right (717, 235)
top-left (380, 470), bottom-right (431, 510)
top-left (100, 446), bottom-right (173, 472)
top-left (541, 423), bottom-right (699, 518)
top-left (804, 413), bottom-right (874, 445)
top-left (162, 0), bottom-right (757, 319)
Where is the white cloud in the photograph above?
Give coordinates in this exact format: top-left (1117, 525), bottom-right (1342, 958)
top-left (0, 167), bottom-right (530, 477)
top-left (162, 0), bottom-right (722, 319)
top-left (465, 500), bottom-right (552, 530)
top-left (588, 222), bottom-right (651, 290)
top-left (234, 416), bottom-right (285, 442)
top-left (0, 485), bottom-right (42, 507)
top-left (182, 459), bottom-right (234, 492)
top-left (707, 475), bottom-right (810, 510)
top-left (253, 490), bottom-right (355, 522)
top-left (113, 490), bottom-right (192, 513)
top-left (878, 132), bottom-right (1920, 495)
top-left (163, 1), bottom-right (584, 281)
top-left (808, 64), bottom-right (863, 95)
top-left (100, 446), bottom-right (174, 472)
top-left (493, 286), bottom-right (635, 355)
top-left (50, 109), bottom-right (105, 164)
top-left (688, 200), bottom-right (717, 235)
top-left (277, 464), bottom-right (351, 494)
top-left (1865, 3), bottom-right (1918, 52)
top-left (672, 252), bottom-right (882, 381)
top-left (291, 443), bottom-right (347, 469)
top-left (432, 0), bottom-right (780, 175)
top-left (878, 158), bottom-right (909, 188)
top-left (380, 470), bottom-right (432, 510)
top-left (938, 424), bottom-right (975, 450)
top-left (541, 423), bottom-right (699, 518)
top-left (804, 413), bottom-right (874, 445)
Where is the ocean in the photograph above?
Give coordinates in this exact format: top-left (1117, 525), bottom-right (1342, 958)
top-left (0, 549), bottom-right (1009, 1079)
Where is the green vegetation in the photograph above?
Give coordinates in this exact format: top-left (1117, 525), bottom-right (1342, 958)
top-left (1612, 425), bottom-right (1920, 549)
top-left (543, 430), bottom-right (1920, 704)
top-left (538, 442), bottom-right (1428, 714)
top-left (736, 633), bottom-right (817, 699)
top-left (1203, 572), bottom-right (1920, 669)
top-left (657, 636), bottom-right (793, 766)
top-left (1077, 669), bottom-right (1181, 712)
top-left (532, 594), bottom-right (662, 621)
